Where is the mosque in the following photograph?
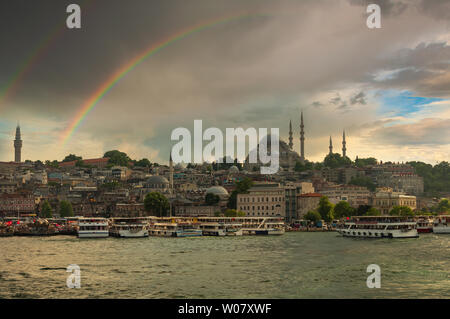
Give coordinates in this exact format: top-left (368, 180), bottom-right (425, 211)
top-left (244, 111), bottom-right (348, 172)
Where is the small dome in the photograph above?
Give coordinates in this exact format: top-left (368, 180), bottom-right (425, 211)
top-left (146, 175), bottom-right (169, 185)
top-left (206, 186), bottom-right (229, 196)
top-left (229, 165), bottom-right (239, 174)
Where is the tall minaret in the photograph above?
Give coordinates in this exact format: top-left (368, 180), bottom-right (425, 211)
top-left (14, 123), bottom-right (22, 163)
top-left (342, 130), bottom-right (347, 158)
top-left (329, 136), bottom-right (333, 155)
top-left (299, 111), bottom-right (305, 163)
top-left (169, 153), bottom-right (174, 194)
top-left (288, 120), bottom-right (293, 150)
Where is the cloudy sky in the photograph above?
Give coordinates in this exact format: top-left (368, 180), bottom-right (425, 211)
top-left (0, 0), bottom-right (449, 164)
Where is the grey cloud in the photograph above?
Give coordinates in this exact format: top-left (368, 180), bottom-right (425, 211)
top-left (369, 118), bottom-right (450, 146)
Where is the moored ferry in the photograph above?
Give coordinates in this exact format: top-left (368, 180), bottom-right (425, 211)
top-left (174, 222), bottom-right (203, 237)
top-left (337, 216), bottom-right (418, 238)
top-left (77, 217), bottom-right (109, 238)
top-left (225, 223), bottom-right (243, 236)
top-left (201, 223), bottom-right (226, 236)
top-left (109, 217), bottom-right (149, 238)
top-left (433, 215), bottom-right (450, 234)
top-left (415, 216), bottom-right (434, 233)
top-left (149, 222), bottom-right (178, 237)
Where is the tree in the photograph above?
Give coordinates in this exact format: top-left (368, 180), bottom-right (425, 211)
top-left (317, 196), bottom-right (334, 222)
top-left (437, 199), bottom-right (450, 214)
top-left (389, 205), bottom-right (414, 217)
top-left (62, 154), bottom-right (82, 162)
top-left (135, 158), bottom-right (152, 168)
top-left (355, 157), bottom-right (377, 167)
top-left (41, 201), bottom-right (52, 218)
top-left (365, 207), bottom-right (381, 216)
top-left (357, 205), bottom-right (372, 216)
top-left (227, 177), bottom-right (253, 209)
top-left (144, 192), bottom-right (169, 217)
top-left (205, 193), bottom-right (220, 205)
top-left (349, 176), bottom-right (376, 192)
top-left (104, 150), bottom-right (131, 167)
top-left (304, 210), bottom-right (321, 223)
top-left (294, 161), bottom-right (314, 172)
top-left (324, 153), bottom-right (352, 169)
top-left (334, 201), bottom-right (355, 218)
top-left (59, 200), bottom-right (74, 217)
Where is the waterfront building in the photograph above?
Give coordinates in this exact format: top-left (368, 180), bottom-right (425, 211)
top-left (0, 192), bottom-right (35, 216)
top-left (284, 182), bottom-right (315, 222)
top-left (296, 193), bottom-right (322, 219)
top-left (370, 189), bottom-right (417, 214)
top-left (320, 184), bottom-right (371, 207)
top-left (237, 182), bottom-right (285, 218)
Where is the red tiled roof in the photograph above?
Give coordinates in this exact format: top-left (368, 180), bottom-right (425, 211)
top-left (299, 193), bottom-right (322, 197)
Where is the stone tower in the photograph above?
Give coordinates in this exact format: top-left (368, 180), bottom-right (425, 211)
top-left (288, 120), bottom-right (293, 150)
top-left (14, 124), bottom-right (22, 163)
top-left (329, 136), bottom-right (333, 155)
top-left (342, 130), bottom-right (347, 158)
top-left (300, 111), bottom-right (305, 163)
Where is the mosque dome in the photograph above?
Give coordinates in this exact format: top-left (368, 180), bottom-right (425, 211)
top-left (146, 175), bottom-right (169, 188)
top-left (228, 165), bottom-right (239, 174)
top-left (206, 186), bottom-right (229, 198)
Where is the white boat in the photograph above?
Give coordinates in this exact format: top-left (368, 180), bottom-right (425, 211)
top-left (415, 216), bottom-right (434, 233)
top-left (149, 222), bottom-right (178, 237)
top-left (242, 218), bottom-right (286, 235)
top-left (201, 223), bottom-right (226, 236)
top-left (337, 216), bottom-right (418, 238)
top-left (109, 217), bottom-right (149, 238)
top-left (225, 223), bottom-right (243, 236)
top-left (77, 217), bottom-right (109, 238)
top-left (433, 215), bottom-right (450, 234)
top-left (174, 222), bottom-right (203, 237)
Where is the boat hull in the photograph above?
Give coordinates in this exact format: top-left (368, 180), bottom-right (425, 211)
top-left (433, 226), bottom-right (450, 234)
top-left (175, 229), bottom-right (203, 237)
top-left (338, 228), bottom-right (418, 238)
top-left (111, 229), bottom-right (149, 238)
top-left (77, 231), bottom-right (109, 238)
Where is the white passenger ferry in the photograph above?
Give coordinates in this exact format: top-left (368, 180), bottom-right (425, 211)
top-left (77, 217), bottom-right (109, 238)
top-left (109, 217), bottom-right (149, 238)
top-left (225, 223), bottom-right (243, 236)
top-left (433, 215), bottom-right (450, 234)
top-left (149, 222), bottom-right (179, 237)
top-left (415, 216), bottom-right (434, 233)
top-left (241, 217), bottom-right (285, 235)
top-left (337, 216), bottom-right (418, 238)
top-left (201, 223), bottom-right (226, 236)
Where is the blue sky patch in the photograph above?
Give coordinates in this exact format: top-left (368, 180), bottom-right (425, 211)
top-left (377, 90), bottom-right (444, 117)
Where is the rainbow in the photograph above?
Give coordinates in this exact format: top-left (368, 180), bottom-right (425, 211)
top-left (0, 0), bottom-right (96, 109)
top-left (0, 25), bottom-right (65, 107)
top-left (59, 12), bottom-right (267, 145)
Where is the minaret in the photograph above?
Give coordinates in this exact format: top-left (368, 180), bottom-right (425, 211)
top-left (329, 136), bottom-right (333, 155)
top-left (169, 153), bottom-right (174, 194)
top-left (288, 120), bottom-right (293, 150)
top-left (14, 123), bottom-right (22, 163)
top-left (342, 130), bottom-right (347, 158)
top-left (299, 111), bottom-right (305, 163)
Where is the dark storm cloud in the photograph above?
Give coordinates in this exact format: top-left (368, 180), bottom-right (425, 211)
top-left (367, 42), bottom-right (450, 98)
